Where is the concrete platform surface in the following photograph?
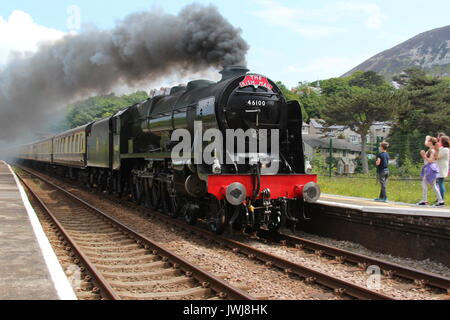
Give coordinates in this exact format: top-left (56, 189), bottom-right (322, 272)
top-left (0, 161), bottom-right (76, 300)
top-left (319, 193), bottom-right (450, 218)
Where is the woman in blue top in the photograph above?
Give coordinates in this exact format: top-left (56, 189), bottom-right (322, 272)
top-left (418, 136), bottom-right (443, 206)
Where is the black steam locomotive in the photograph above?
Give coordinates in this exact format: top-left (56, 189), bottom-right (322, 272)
top-left (17, 66), bottom-right (320, 234)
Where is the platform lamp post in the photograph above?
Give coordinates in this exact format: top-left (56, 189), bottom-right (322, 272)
top-left (329, 139), bottom-right (333, 178)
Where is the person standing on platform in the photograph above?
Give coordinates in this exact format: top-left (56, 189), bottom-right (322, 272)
top-left (436, 136), bottom-right (449, 204)
top-left (375, 142), bottom-right (390, 202)
top-left (418, 136), bottom-right (444, 206)
top-left (438, 133), bottom-right (446, 147)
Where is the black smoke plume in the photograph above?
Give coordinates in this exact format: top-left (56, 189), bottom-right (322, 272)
top-left (0, 4), bottom-right (248, 142)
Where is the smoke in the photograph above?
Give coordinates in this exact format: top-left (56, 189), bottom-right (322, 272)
top-left (0, 4), bottom-right (249, 142)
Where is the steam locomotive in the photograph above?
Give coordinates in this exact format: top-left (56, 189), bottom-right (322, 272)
top-left (17, 66), bottom-right (320, 234)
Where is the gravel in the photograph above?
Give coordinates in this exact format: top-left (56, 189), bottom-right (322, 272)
top-left (284, 229), bottom-right (450, 279)
top-left (22, 170), bottom-right (450, 300)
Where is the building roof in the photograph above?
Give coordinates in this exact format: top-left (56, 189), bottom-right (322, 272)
top-left (309, 119), bottom-right (347, 130)
top-left (303, 135), bottom-right (362, 152)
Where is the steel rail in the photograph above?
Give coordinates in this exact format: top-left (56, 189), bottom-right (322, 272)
top-left (17, 166), bottom-right (255, 301)
top-left (155, 217), bottom-right (394, 300)
top-left (258, 230), bottom-right (450, 292)
top-left (17, 174), bottom-right (120, 300)
top-left (92, 190), bottom-right (395, 300)
top-left (17, 164), bottom-right (396, 300)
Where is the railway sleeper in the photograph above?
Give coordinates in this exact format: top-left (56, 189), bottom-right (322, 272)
top-left (109, 276), bottom-right (195, 289)
top-left (94, 261), bottom-right (167, 272)
top-left (101, 269), bottom-right (181, 280)
top-left (117, 287), bottom-right (212, 300)
top-left (89, 255), bottom-right (159, 264)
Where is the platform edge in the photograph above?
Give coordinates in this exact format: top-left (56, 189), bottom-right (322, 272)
top-left (4, 161), bottom-right (77, 300)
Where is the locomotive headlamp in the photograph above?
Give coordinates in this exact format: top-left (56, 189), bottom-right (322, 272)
top-left (225, 183), bottom-right (247, 206)
top-left (302, 182), bottom-right (321, 203)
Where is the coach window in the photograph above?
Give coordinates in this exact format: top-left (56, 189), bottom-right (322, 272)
top-left (67, 137), bottom-right (70, 154)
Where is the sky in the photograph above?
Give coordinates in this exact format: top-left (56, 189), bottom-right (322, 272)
top-left (0, 0), bottom-right (449, 88)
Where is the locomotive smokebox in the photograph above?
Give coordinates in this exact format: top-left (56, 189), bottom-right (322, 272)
top-left (220, 65), bottom-right (249, 81)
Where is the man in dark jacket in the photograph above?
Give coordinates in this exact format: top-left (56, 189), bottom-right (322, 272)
top-left (375, 142), bottom-right (390, 202)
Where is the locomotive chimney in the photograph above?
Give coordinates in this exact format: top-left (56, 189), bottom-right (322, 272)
top-left (220, 65), bottom-right (250, 81)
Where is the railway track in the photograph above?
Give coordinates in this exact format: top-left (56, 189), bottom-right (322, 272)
top-left (16, 168), bottom-right (254, 301)
top-left (119, 203), bottom-right (395, 300)
top-left (257, 231), bottom-right (450, 293)
top-left (16, 164), bottom-right (450, 300)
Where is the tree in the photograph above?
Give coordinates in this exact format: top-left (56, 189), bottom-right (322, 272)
top-left (275, 81), bottom-right (308, 121)
top-left (321, 86), bottom-right (407, 173)
top-left (293, 82), bottom-right (325, 120)
top-left (319, 77), bottom-right (350, 96)
top-left (349, 71), bottom-right (386, 89)
top-left (389, 67), bottom-right (450, 163)
top-left (62, 91), bottom-right (149, 129)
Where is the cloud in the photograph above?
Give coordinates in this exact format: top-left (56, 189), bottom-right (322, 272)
top-left (252, 0), bottom-right (343, 37)
top-left (0, 10), bottom-right (65, 65)
top-left (251, 0), bottom-right (384, 37)
top-left (337, 2), bottom-right (385, 30)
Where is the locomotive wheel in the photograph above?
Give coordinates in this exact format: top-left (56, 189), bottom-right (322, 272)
top-left (167, 195), bottom-right (180, 218)
top-left (184, 204), bottom-right (198, 225)
top-left (159, 184), bottom-right (170, 214)
top-left (106, 172), bottom-right (113, 195)
top-left (267, 211), bottom-right (285, 234)
top-left (131, 176), bottom-right (144, 204)
top-left (230, 205), bottom-right (245, 231)
top-left (268, 200), bottom-right (287, 233)
top-left (149, 179), bottom-right (162, 210)
top-left (209, 206), bottom-right (227, 235)
top-left (143, 179), bottom-right (152, 208)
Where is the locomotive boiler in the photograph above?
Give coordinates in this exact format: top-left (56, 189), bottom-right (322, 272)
top-left (17, 66), bottom-right (320, 235)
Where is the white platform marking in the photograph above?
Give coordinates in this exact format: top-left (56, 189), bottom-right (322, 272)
top-left (5, 162), bottom-right (77, 300)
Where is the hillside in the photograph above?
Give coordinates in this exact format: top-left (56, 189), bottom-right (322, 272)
top-left (343, 25), bottom-right (450, 79)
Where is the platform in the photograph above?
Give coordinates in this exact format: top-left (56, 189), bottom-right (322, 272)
top-left (303, 194), bottom-right (450, 267)
top-left (0, 161), bottom-right (76, 300)
top-left (319, 194), bottom-right (450, 218)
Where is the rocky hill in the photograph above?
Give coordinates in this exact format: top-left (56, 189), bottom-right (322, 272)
top-left (343, 25), bottom-right (450, 79)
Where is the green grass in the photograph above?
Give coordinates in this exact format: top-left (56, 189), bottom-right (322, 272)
top-left (318, 176), bottom-right (449, 204)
